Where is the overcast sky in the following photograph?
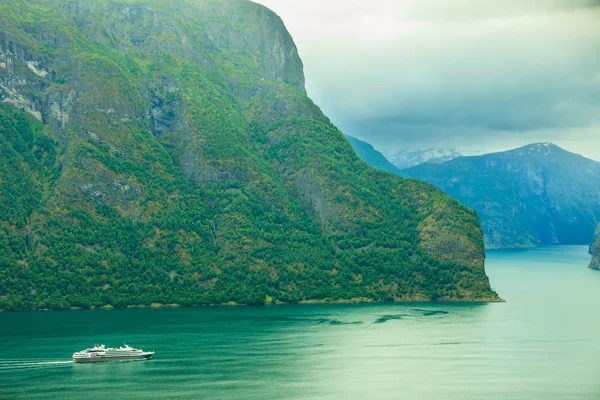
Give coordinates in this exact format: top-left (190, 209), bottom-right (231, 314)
top-left (254, 0), bottom-right (600, 159)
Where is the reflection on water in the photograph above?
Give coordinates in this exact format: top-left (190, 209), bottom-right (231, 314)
top-left (0, 246), bottom-right (599, 399)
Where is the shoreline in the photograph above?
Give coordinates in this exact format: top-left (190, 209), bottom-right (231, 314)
top-left (0, 297), bottom-right (505, 313)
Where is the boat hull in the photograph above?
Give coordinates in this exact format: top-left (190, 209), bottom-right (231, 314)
top-left (73, 354), bottom-right (153, 363)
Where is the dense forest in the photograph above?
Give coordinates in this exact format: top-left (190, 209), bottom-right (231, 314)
top-left (0, 0), bottom-right (499, 310)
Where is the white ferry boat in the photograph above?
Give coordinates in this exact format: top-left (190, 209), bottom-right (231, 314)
top-left (72, 344), bottom-right (154, 363)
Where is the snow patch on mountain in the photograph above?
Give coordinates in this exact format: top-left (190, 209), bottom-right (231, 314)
top-left (384, 148), bottom-right (463, 170)
top-left (509, 142), bottom-right (559, 157)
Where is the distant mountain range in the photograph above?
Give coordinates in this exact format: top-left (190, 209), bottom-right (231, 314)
top-left (404, 143), bottom-right (600, 249)
top-left (346, 137), bottom-right (600, 250)
top-left (345, 136), bottom-right (463, 171)
top-left (385, 148), bottom-right (463, 170)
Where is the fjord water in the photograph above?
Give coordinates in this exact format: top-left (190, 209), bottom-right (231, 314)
top-left (1, 246), bottom-right (599, 399)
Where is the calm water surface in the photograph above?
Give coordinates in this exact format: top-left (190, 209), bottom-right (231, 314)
top-left (1, 246), bottom-right (599, 399)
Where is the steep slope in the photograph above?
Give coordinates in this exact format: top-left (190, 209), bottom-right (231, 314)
top-left (404, 143), bottom-right (600, 249)
top-left (345, 135), bottom-right (403, 176)
top-left (0, 0), bottom-right (498, 310)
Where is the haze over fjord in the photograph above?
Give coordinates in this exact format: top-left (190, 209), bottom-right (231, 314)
top-left (255, 0), bottom-right (600, 159)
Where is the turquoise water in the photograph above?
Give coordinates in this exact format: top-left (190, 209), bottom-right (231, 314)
top-left (1, 246), bottom-right (599, 399)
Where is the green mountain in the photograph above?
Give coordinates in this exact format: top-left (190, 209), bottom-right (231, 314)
top-left (345, 135), bottom-right (403, 175)
top-left (0, 0), bottom-right (498, 310)
top-left (404, 143), bottom-right (600, 249)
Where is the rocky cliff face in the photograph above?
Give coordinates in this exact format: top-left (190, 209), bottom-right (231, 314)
top-left (590, 223), bottom-right (600, 254)
top-left (590, 239), bottom-right (600, 270)
top-left (0, 0), bottom-right (305, 135)
top-left (0, 0), bottom-right (498, 310)
top-left (590, 223), bottom-right (600, 270)
top-left (404, 143), bottom-right (600, 249)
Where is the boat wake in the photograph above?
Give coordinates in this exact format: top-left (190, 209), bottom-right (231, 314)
top-left (0, 359), bottom-right (72, 371)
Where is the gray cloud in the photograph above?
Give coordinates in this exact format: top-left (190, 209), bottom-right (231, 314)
top-left (255, 0), bottom-right (600, 159)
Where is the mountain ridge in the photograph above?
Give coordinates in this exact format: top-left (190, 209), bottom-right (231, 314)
top-left (386, 148), bottom-right (463, 170)
top-left (345, 135), bottom-right (403, 176)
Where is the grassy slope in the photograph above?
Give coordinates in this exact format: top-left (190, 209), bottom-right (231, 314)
top-left (0, 0), bottom-right (499, 310)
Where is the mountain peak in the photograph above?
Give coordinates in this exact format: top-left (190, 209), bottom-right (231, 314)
top-left (510, 142), bottom-right (562, 157)
top-left (526, 142), bottom-right (559, 149)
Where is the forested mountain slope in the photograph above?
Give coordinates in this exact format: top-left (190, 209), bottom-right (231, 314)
top-left (0, 0), bottom-right (498, 310)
